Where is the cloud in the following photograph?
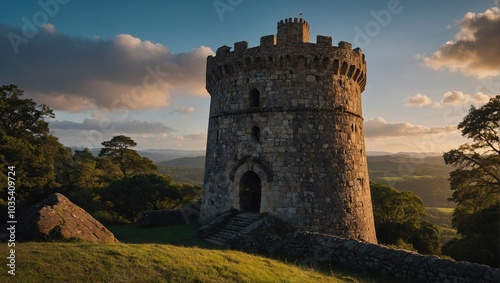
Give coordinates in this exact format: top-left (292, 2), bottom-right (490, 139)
top-left (442, 90), bottom-right (468, 105)
top-left (50, 118), bottom-right (173, 134)
top-left (405, 91), bottom-right (494, 108)
top-left (137, 132), bottom-right (207, 150)
top-left (170, 106), bottom-right (196, 114)
top-left (364, 118), bottom-right (457, 138)
top-left (177, 133), bottom-right (208, 141)
top-left (0, 24), bottom-right (214, 112)
top-left (405, 93), bottom-right (434, 107)
top-left (422, 7), bottom-right (500, 78)
top-left (471, 92), bottom-right (492, 104)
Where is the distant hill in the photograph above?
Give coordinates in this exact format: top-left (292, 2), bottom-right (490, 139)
top-left (156, 156), bottom-right (206, 186)
top-left (366, 151), bottom-right (395, 156)
top-left (157, 156), bottom-right (205, 168)
top-left (71, 147), bottom-right (205, 163)
top-left (368, 155), bottom-right (453, 207)
top-left (140, 149), bottom-right (205, 162)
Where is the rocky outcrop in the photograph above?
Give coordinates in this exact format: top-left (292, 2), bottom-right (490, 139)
top-left (0, 193), bottom-right (118, 243)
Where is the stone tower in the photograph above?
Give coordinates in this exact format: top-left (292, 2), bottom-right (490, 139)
top-left (200, 18), bottom-right (377, 243)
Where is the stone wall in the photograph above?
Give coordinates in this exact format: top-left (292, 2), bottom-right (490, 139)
top-left (281, 231), bottom-right (499, 283)
top-left (221, 216), bottom-right (499, 283)
top-left (200, 18), bottom-right (377, 243)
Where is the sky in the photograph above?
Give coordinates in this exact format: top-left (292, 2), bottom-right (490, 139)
top-left (0, 0), bottom-right (499, 153)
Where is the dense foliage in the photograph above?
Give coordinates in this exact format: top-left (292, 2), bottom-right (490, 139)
top-left (0, 85), bottom-right (62, 222)
top-left (101, 174), bottom-right (200, 222)
top-left (370, 182), bottom-right (441, 255)
top-left (0, 85), bottom-right (201, 224)
top-left (442, 95), bottom-right (499, 267)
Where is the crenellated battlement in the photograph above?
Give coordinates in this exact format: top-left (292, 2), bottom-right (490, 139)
top-left (207, 18), bottom-right (366, 94)
top-left (277, 17), bottom-right (310, 44)
top-left (277, 17), bottom-right (309, 27)
top-left (207, 38), bottom-right (367, 94)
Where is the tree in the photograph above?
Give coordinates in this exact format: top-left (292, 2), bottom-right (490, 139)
top-left (98, 135), bottom-right (156, 179)
top-left (100, 174), bottom-right (184, 222)
top-left (371, 182), bottom-right (441, 255)
top-left (55, 148), bottom-right (117, 214)
top-left (442, 205), bottom-right (498, 266)
top-left (0, 85), bottom-right (66, 222)
top-left (442, 95), bottom-right (499, 266)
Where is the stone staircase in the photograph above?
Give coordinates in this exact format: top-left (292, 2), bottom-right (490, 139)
top-left (204, 212), bottom-right (260, 246)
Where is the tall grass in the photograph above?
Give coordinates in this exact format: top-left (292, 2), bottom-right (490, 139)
top-left (0, 242), bottom-right (347, 282)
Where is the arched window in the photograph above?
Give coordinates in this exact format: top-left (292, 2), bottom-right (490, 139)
top-left (251, 126), bottom-right (260, 142)
top-left (249, 88), bottom-right (260, 108)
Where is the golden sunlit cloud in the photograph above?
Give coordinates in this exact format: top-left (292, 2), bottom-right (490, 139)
top-left (405, 91), bottom-right (493, 108)
top-left (0, 23), bottom-right (214, 112)
top-left (422, 7), bottom-right (500, 78)
top-left (405, 93), bottom-right (436, 107)
top-left (364, 117), bottom-right (457, 138)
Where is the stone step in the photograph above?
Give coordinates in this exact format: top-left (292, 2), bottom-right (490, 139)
top-left (229, 219), bottom-right (256, 224)
top-left (209, 232), bottom-right (235, 241)
top-left (214, 231), bottom-right (236, 238)
top-left (219, 227), bottom-right (240, 234)
top-left (229, 218), bottom-right (255, 223)
top-left (226, 222), bottom-right (253, 227)
top-left (235, 214), bottom-right (260, 220)
top-left (205, 238), bottom-right (225, 246)
top-left (203, 212), bottom-right (261, 246)
top-left (223, 223), bottom-right (249, 229)
top-left (225, 222), bottom-right (251, 228)
top-left (229, 218), bottom-right (257, 224)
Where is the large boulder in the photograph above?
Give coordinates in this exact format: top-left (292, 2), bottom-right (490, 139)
top-left (0, 193), bottom-right (118, 243)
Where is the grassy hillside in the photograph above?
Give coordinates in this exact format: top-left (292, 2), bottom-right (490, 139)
top-left (157, 165), bottom-right (205, 186)
top-left (1, 242), bottom-right (348, 282)
top-left (157, 156), bottom-right (205, 168)
top-left (367, 155), bottom-right (453, 207)
top-left (423, 207), bottom-right (457, 246)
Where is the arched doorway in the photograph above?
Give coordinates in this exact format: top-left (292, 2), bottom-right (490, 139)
top-left (239, 171), bottom-right (261, 212)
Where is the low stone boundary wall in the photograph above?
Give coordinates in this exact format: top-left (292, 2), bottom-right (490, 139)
top-left (283, 231), bottom-right (499, 283)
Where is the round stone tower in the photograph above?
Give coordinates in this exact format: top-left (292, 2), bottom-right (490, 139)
top-left (200, 18), bottom-right (377, 243)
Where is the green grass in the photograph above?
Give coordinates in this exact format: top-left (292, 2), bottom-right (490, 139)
top-left (107, 223), bottom-right (214, 248)
top-left (427, 207), bottom-right (454, 214)
top-left (377, 175), bottom-right (436, 182)
top-left (106, 223), bottom-right (379, 282)
top-left (1, 242), bottom-right (350, 283)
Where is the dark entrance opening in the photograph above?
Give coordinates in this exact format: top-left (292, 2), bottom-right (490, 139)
top-left (239, 171), bottom-right (261, 212)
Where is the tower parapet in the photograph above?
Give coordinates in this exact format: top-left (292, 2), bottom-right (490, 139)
top-left (201, 18), bottom-right (376, 243)
top-left (277, 17), bottom-right (310, 44)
